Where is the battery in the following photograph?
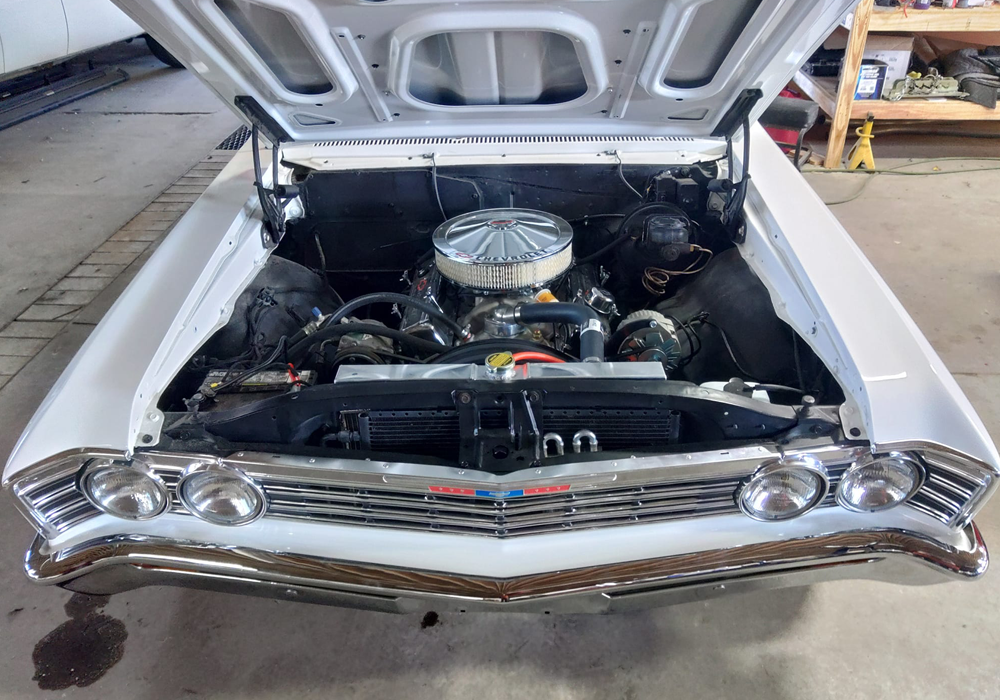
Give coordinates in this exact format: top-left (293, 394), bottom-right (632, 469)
top-left (199, 368), bottom-right (316, 394)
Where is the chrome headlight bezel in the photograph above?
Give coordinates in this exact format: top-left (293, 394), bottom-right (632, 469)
top-left (177, 462), bottom-right (267, 526)
top-left (79, 458), bottom-right (170, 521)
top-left (836, 452), bottom-right (925, 513)
top-left (737, 457), bottom-right (830, 522)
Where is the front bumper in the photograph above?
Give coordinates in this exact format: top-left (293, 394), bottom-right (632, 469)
top-left (25, 523), bottom-right (988, 613)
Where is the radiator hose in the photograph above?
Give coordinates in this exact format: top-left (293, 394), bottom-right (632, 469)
top-left (498, 303), bottom-right (605, 362)
top-left (288, 292), bottom-right (471, 349)
top-left (287, 322), bottom-right (448, 362)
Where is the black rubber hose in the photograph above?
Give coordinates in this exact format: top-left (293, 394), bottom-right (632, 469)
top-left (429, 338), bottom-right (577, 365)
top-left (325, 292), bottom-right (468, 339)
top-left (288, 322), bottom-right (448, 362)
top-left (514, 303), bottom-right (604, 362)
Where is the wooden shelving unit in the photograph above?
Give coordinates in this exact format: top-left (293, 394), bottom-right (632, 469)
top-left (867, 4), bottom-right (1000, 31)
top-left (792, 0), bottom-right (1000, 167)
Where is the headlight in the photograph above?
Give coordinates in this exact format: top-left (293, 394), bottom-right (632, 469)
top-left (81, 460), bottom-right (168, 520)
top-left (738, 458), bottom-right (828, 522)
top-left (836, 454), bottom-right (923, 513)
top-left (178, 465), bottom-right (265, 526)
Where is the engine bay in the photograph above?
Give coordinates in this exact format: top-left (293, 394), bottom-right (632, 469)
top-left (158, 161), bottom-right (844, 471)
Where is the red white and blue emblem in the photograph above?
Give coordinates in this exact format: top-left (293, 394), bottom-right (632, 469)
top-left (429, 484), bottom-right (570, 498)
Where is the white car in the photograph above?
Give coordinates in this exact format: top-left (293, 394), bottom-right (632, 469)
top-left (5, 0), bottom-right (997, 613)
top-left (0, 0), bottom-right (177, 79)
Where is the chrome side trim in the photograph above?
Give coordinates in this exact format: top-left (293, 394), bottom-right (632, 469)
top-left (6, 449), bottom-right (123, 537)
top-left (24, 523), bottom-right (988, 612)
top-left (877, 440), bottom-right (999, 528)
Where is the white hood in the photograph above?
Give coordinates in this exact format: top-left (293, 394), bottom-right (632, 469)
top-left (113, 0), bottom-right (852, 142)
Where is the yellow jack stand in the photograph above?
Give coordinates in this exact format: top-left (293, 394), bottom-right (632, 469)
top-left (846, 114), bottom-right (876, 171)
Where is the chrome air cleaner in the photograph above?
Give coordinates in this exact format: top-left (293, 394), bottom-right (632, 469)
top-left (432, 208), bottom-right (574, 292)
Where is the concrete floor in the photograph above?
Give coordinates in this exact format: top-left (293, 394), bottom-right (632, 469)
top-left (2, 47), bottom-right (1000, 700)
top-left (0, 42), bottom-right (237, 328)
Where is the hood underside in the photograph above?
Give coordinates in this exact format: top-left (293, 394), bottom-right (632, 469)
top-left (113, 0), bottom-right (852, 142)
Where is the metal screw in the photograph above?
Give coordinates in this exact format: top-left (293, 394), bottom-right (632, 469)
top-left (458, 392), bottom-right (472, 404)
top-left (140, 434), bottom-right (153, 444)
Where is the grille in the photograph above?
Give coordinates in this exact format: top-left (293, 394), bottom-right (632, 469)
top-left (906, 453), bottom-right (989, 528)
top-left (260, 474), bottom-right (747, 537)
top-left (215, 125), bottom-right (251, 151)
top-left (17, 472), bottom-right (98, 533)
top-left (261, 463), bottom-right (852, 537)
top-left (17, 453), bottom-right (978, 539)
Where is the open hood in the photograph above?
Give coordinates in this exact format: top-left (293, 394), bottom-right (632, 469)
top-left (114, 0), bottom-right (852, 143)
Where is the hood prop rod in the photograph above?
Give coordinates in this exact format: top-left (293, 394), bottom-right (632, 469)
top-left (250, 123), bottom-right (299, 248)
top-left (711, 88), bottom-right (762, 245)
top-left (721, 116), bottom-right (751, 244)
top-left (234, 95), bottom-right (299, 248)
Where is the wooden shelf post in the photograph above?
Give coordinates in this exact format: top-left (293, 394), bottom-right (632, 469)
top-left (825, 0), bottom-right (875, 168)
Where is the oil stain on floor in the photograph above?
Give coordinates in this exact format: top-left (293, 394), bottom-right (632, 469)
top-left (32, 593), bottom-right (127, 690)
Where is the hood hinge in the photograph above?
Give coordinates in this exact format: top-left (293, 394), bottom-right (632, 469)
top-left (235, 96), bottom-right (299, 248)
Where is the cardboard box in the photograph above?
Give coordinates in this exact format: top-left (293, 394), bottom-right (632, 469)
top-left (864, 34), bottom-right (915, 90)
top-left (825, 28), bottom-right (915, 96)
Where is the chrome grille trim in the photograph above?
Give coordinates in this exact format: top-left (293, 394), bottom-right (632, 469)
top-left (14, 473), bottom-right (100, 536)
top-left (258, 474), bottom-right (751, 536)
top-left (15, 448), bottom-right (857, 539)
top-left (10, 441), bottom-right (995, 538)
top-left (904, 450), bottom-right (995, 528)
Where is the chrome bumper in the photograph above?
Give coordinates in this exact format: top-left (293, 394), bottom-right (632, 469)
top-left (24, 524), bottom-right (988, 613)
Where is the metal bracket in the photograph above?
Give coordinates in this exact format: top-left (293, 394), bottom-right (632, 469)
top-left (454, 390), bottom-right (542, 472)
top-left (712, 88), bottom-right (763, 139)
top-left (234, 95), bottom-right (290, 144)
